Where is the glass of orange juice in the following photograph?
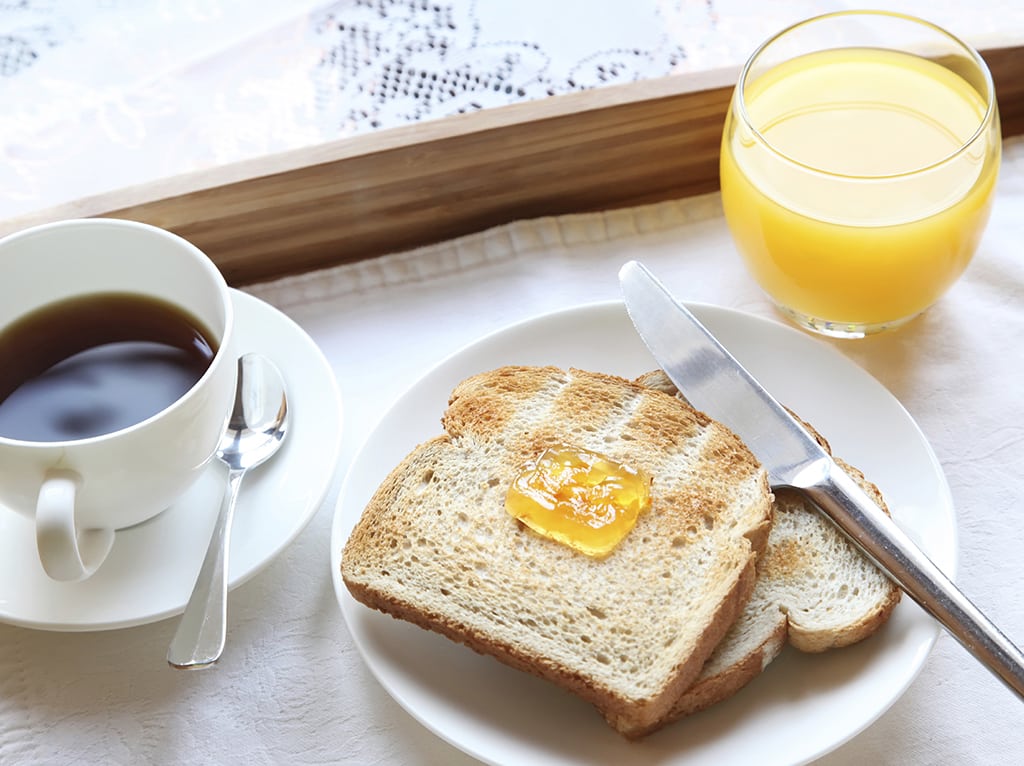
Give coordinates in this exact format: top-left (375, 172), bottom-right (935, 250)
top-left (720, 11), bottom-right (1001, 338)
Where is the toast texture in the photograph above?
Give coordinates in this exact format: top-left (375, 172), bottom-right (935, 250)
top-left (636, 370), bottom-right (901, 723)
top-left (342, 366), bottom-right (773, 737)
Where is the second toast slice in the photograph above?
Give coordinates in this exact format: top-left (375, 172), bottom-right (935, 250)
top-left (637, 369), bottom-right (901, 723)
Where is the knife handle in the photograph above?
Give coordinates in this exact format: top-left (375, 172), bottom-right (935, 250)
top-left (800, 459), bottom-right (1024, 700)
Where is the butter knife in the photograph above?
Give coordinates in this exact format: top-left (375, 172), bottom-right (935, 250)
top-left (619, 259), bottom-right (1024, 699)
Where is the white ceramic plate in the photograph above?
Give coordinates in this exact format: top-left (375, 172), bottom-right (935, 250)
top-left (332, 301), bottom-right (956, 766)
top-left (0, 289), bottom-right (342, 632)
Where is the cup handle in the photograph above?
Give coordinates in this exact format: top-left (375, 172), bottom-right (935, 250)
top-left (35, 469), bottom-right (115, 582)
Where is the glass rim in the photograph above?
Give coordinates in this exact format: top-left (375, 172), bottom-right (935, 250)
top-left (734, 9), bottom-right (997, 181)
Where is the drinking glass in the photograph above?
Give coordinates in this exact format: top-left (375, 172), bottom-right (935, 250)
top-left (720, 11), bottom-right (1001, 338)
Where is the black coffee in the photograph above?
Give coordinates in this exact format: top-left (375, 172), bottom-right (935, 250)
top-left (0, 293), bottom-right (217, 442)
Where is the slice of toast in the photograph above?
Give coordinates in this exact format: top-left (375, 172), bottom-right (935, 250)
top-left (636, 370), bottom-right (901, 722)
top-left (342, 366), bottom-right (773, 737)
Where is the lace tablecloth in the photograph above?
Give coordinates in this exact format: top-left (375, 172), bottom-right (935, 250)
top-left (1, 0), bottom-right (1021, 220)
top-left (2, 2), bottom-right (1024, 765)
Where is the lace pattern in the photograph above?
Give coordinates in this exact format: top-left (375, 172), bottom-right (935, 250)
top-left (0, 0), bottom-right (1016, 217)
top-left (311, 0), bottom-right (689, 131)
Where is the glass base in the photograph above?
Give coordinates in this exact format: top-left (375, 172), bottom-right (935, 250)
top-left (775, 304), bottom-right (922, 339)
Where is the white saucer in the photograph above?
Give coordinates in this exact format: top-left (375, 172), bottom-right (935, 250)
top-left (0, 289), bottom-right (342, 632)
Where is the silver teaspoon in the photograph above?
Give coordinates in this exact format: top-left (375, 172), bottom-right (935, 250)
top-left (167, 353), bottom-right (289, 669)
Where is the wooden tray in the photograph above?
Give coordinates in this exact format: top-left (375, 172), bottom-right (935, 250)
top-left (3, 45), bottom-right (1022, 286)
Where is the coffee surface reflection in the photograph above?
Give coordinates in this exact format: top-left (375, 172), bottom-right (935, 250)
top-left (0, 293), bottom-right (216, 442)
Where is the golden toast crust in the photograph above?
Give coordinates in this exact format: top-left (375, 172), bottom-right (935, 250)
top-left (342, 366), bottom-right (773, 737)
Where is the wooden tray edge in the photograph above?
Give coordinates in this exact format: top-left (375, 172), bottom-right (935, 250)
top-left (2, 46), bottom-right (1021, 286)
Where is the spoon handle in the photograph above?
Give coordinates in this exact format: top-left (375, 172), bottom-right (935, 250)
top-left (167, 466), bottom-right (244, 669)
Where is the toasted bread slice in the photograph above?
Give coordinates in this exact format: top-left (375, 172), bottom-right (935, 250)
top-left (342, 366), bottom-right (773, 737)
top-left (636, 370), bottom-right (901, 722)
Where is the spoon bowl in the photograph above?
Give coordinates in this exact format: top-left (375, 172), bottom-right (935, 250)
top-left (219, 356), bottom-right (289, 472)
top-left (167, 353), bottom-right (288, 669)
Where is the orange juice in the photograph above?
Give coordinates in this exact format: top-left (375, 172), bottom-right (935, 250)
top-left (721, 47), bottom-right (1000, 331)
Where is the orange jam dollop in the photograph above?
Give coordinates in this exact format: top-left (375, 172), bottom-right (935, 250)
top-left (505, 444), bottom-right (653, 557)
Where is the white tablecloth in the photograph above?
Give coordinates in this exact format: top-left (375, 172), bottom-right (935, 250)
top-left (2, 3), bottom-right (1024, 765)
top-left (1, 138), bottom-right (1020, 765)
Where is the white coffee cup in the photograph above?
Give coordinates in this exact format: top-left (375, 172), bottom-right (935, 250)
top-left (0, 218), bottom-right (236, 581)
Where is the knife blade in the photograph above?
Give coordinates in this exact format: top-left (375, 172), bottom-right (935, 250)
top-left (619, 259), bottom-right (1024, 700)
